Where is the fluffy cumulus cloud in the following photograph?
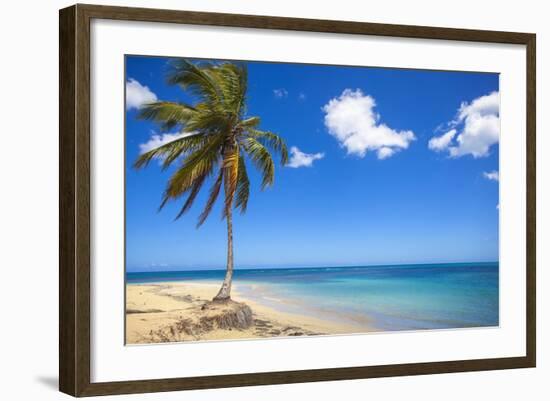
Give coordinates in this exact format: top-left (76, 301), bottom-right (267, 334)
top-left (139, 131), bottom-right (193, 161)
top-left (483, 170), bottom-right (499, 181)
top-left (428, 129), bottom-right (456, 151)
top-left (126, 78), bottom-right (157, 110)
top-left (377, 147), bottom-right (395, 160)
top-left (273, 88), bottom-right (289, 98)
top-left (322, 89), bottom-right (415, 160)
top-left (287, 146), bottom-right (325, 168)
top-left (429, 91), bottom-right (500, 158)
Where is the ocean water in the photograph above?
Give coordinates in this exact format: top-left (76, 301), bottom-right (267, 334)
top-left (127, 262), bottom-right (499, 331)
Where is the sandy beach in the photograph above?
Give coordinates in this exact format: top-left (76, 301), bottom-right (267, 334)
top-left (126, 282), bottom-right (374, 344)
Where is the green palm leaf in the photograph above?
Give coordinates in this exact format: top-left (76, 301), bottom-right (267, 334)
top-left (133, 132), bottom-right (205, 170)
top-left (222, 145), bottom-right (240, 216)
top-left (174, 171), bottom-right (209, 220)
top-left (249, 129), bottom-right (289, 165)
top-left (197, 169), bottom-right (223, 227)
top-left (234, 155), bottom-right (250, 213)
top-left (138, 101), bottom-right (196, 127)
top-left (161, 134), bottom-right (224, 203)
top-left (242, 137), bottom-right (275, 189)
top-left (167, 59), bottom-right (222, 105)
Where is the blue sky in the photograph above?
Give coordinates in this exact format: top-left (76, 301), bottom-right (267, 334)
top-left (125, 56), bottom-right (499, 272)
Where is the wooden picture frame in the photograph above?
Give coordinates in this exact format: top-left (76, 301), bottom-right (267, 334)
top-left (59, 3), bottom-right (536, 397)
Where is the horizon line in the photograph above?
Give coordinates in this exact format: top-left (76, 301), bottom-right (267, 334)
top-left (126, 260), bottom-right (499, 273)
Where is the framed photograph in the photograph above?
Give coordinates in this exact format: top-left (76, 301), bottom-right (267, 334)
top-left (59, 4), bottom-right (536, 397)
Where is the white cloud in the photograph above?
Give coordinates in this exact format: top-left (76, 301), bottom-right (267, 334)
top-left (483, 170), bottom-right (499, 181)
top-left (429, 91), bottom-right (500, 158)
top-left (273, 88), bottom-right (288, 98)
top-left (298, 92), bottom-right (307, 101)
top-left (287, 146), bottom-right (324, 168)
top-left (149, 262), bottom-right (168, 268)
top-left (323, 89), bottom-right (415, 159)
top-left (458, 91), bottom-right (500, 122)
top-left (428, 129), bottom-right (456, 152)
top-left (377, 147), bottom-right (395, 159)
top-left (126, 78), bottom-right (157, 110)
top-left (139, 131), bottom-right (193, 163)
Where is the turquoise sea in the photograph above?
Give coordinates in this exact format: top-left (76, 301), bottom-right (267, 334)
top-left (127, 262), bottom-right (499, 331)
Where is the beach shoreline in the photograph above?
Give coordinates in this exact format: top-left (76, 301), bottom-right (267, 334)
top-left (126, 281), bottom-right (375, 344)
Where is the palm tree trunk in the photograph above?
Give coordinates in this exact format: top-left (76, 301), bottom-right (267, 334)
top-left (213, 207), bottom-right (234, 301)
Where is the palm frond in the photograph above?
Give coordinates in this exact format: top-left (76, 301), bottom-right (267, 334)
top-left (133, 132), bottom-right (206, 170)
top-left (162, 134), bottom-right (223, 204)
top-left (197, 169), bottom-right (224, 227)
top-left (240, 116), bottom-right (260, 128)
top-left (184, 103), bottom-right (229, 133)
top-left (248, 129), bottom-right (288, 165)
top-left (159, 134), bottom-right (208, 170)
top-left (234, 155), bottom-right (250, 213)
top-left (167, 59), bottom-right (222, 105)
top-left (222, 146), bottom-right (240, 215)
top-left (137, 101), bottom-right (196, 130)
top-left (214, 63), bottom-right (248, 116)
top-left (242, 137), bottom-right (275, 189)
top-left (174, 171), bottom-right (209, 220)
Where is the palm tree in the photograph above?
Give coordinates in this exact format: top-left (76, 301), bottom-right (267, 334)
top-left (134, 59), bottom-right (288, 302)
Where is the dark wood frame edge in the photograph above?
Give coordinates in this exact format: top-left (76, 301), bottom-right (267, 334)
top-left (59, 3), bottom-right (536, 397)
